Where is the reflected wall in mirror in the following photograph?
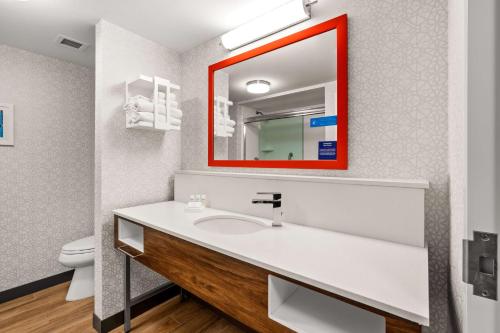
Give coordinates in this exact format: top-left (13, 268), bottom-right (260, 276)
top-left (209, 15), bottom-right (348, 169)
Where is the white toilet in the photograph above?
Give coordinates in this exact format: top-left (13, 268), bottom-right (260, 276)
top-left (58, 236), bottom-right (95, 301)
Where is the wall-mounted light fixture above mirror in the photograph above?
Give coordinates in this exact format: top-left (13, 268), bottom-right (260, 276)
top-left (209, 14), bottom-right (348, 169)
top-left (220, 0), bottom-right (313, 51)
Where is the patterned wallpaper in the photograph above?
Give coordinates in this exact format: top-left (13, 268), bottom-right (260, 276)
top-left (0, 45), bottom-right (94, 291)
top-left (94, 20), bottom-right (182, 319)
top-left (180, 1), bottom-right (449, 332)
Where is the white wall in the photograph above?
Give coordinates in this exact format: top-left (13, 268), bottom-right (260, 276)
top-left (0, 45), bottom-right (93, 291)
top-left (94, 20), bottom-right (182, 319)
top-left (448, 0), bottom-right (467, 331)
top-left (324, 81), bottom-right (337, 141)
top-left (245, 123), bottom-right (260, 160)
top-left (180, 1), bottom-right (449, 331)
top-left (175, 171), bottom-right (427, 247)
top-left (303, 114), bottom-right (323, 160)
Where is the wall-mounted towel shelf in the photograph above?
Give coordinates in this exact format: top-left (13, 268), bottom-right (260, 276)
top-left (126, 75), bottom-right (154, 91)
top-left (124, 74), bottom-right (182, 132)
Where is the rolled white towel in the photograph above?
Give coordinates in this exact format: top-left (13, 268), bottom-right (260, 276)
top-left (168, 117), bottom-right (181, 126)
top-left (127, 110), bottom-right (154, 123)
top-left (123, 103), bottom-right (138, 112)
top-left (169, 108), bottom-right (183, 118)
top-left (135, 99), bottom-right (154, 113)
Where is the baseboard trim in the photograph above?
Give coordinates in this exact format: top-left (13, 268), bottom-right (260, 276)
top-left (0, 270), bottom-right (74, 304)
top-left (92, 283), bottom-right (180, 333)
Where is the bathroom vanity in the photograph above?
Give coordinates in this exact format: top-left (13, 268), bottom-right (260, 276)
top-left (114, 200), bottom-right (429, 333)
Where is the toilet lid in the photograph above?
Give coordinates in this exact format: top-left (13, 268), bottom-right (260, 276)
top-left (62, 236), bottom-right (95, 253)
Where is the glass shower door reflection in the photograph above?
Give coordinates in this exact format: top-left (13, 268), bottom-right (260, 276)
top-left (258, 117), bottom-right (303, 160)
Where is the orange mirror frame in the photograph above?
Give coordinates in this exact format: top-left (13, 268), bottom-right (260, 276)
top-left (208, 14), bottom-right (348, 169)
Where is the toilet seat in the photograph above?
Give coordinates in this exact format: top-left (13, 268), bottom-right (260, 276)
top-left (59, 250), bottom-right (94, 268)
top-left (61, 249), bottom-right (94, 255)
top-left (62, 236), bottom-right (94, 253)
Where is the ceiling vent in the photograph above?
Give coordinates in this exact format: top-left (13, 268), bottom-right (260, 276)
top-left (55, 34), bottom-right (88, 51)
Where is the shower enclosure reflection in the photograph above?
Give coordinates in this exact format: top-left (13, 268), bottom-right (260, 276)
top-left (239, 85), bottom-right (336, 161)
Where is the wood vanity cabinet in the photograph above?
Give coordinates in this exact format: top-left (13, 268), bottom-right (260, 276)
top-left (114, 217), bottom-right (421, 333)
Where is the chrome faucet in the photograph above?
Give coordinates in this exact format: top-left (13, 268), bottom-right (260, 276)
top-left (251, 192), bottom-right (283, 227)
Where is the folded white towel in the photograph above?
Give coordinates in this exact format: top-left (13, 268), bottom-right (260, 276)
top-left (156, 114), bottom-right (167, 123)
top-left (158, 92), bottom-right (166, 100)
top-left (129, 95), bottom-right (151, 102)
top-left (168, 117), bottom-right (181, 126)
top-left (135, 99), bottom-right (154, 113)
top-left (218, 119), bottom-right (235, 127)
top-left (136, 121), bottom-right (153, 128)
top-left (158, 98), bottom-right (166, 105)
top-left (169, 108), bottom-right (183, 118)
top-left (156, 105), bottom-right (167, 115)
top-left (225, 126), bottom-right (235, 134)
top-left (169, 100), bottom-right (178, 107)
top-left (127, 110), bottom-right (154, 123)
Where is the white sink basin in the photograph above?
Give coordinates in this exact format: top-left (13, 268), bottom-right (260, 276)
top-left (194, 215), bottom-right (269, 235)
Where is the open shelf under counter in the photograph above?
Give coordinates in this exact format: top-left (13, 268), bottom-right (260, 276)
top-left (268, 275), bottom-right (385, 333)
top-left (117, 218), bottom-right (144, 253)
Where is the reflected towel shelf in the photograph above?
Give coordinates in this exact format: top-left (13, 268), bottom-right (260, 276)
top-left (214, 96), bottom-right (235, 137)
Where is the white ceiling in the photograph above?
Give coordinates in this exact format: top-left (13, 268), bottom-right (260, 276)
top-left (218, 28), bottom-right (337, 102)
top-left (243, 88), bottom-right (325, 113)
top-left (0, 0), bottom-right (292, 67)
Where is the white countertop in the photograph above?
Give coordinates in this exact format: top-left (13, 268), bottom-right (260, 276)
top-left (113, 201), bottom-right (429, 326)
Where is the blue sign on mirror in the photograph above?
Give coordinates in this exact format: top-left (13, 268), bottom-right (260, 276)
top-left (310, 115), bottom-right (337, 128)
top-left (0, 110), bottom-right (3, 138)
top-left (318, 141), bottom-right (337, 160)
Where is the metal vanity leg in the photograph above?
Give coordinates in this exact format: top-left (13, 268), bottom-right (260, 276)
top-left (124, 255), bottom-right (131, 333)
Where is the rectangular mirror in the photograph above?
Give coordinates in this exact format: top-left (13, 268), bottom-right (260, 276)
top-left (209, 15), bottom-right (348, 169)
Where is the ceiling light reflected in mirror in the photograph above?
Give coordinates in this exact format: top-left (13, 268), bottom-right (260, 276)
top-left (246, 80), bottom-right (271, 94)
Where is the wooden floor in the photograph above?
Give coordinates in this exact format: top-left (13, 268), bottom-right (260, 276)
top-left (0, 282), bottom-right (247, 333)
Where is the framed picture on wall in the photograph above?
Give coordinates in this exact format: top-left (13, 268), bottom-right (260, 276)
top-left (0, 103), bottom-right (14, 146)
